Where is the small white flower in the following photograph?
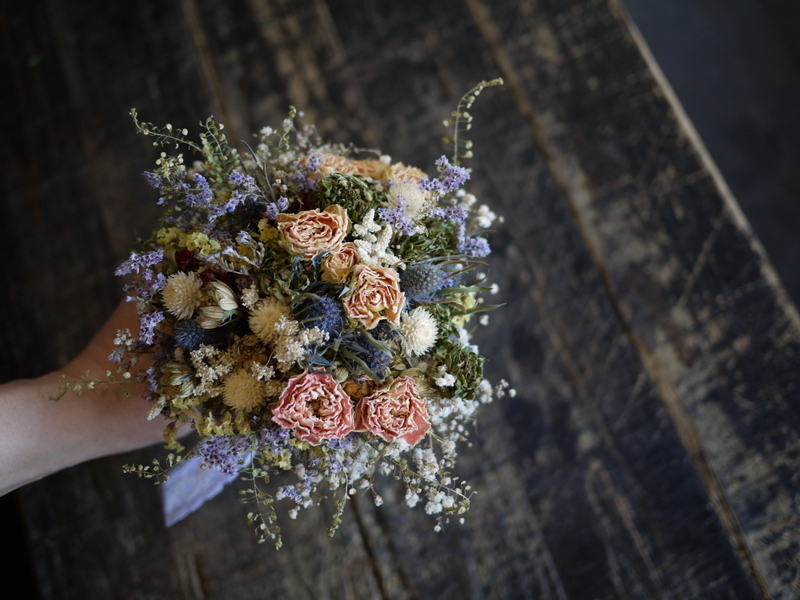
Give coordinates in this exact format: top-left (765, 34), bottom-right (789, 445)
top-left (472, 204), bottom-right (497, 229)
top-left (241, 285), bottom-right (260, 309)
top-left (398, 307), bottom-right (438, 355)
top-left (435, 365), bottom-right (456, 388)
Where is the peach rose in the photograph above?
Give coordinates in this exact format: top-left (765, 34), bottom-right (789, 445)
top-left (322, 242), bottom-right (360, 283)
top-left (271, 371), bottom-right (355, 445)
top-left (391, 162), bottom-right (429, 184)
top-left (302, 153), bottom-right (392, 182)
top-left (343, 264), bottom-right (405, 329)
top-left (277, 205), bottom-right (349, 258)
top-left (356, 377), bottom-right (430, 446)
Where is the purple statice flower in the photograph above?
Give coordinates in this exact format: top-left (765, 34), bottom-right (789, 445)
top-left (302, 153), bottom-right (322, 173)
top-left (140, 268), bottom-right (168, 295)
top-left (456, 222), bottom-right (491, 258)
top-left (428, 205), bottom-right (468, 223)
top-left (257, 425), bottom-right (293, 456)
top-left (209, 190), bottom-right (246, 220)
top-left (197, 435), bottom-right (252, 475)
top-left (138, 310), bottom-right (165, 345)
top-left (420, 155), bottom-right (470, 194)
top-left (108, 347), bottom-right (126, 363)
top-left (124, 267), bottom-right (167, 305)
top-left (142, 171), bottom-right (162, 189)
top-left (326, 433), bottom-right (357, 474)
top-left (228, 170), bottom-right (258, 192)
top-left (115, 249), bottom-right (164, 277)
top-left (184, 173), bottom-right (213, 208)
top-left (327, 432), bottom-right (358, 451)
top-left (265, 196), bottom-right (289, 221)
top-left (135, 328), bottom-right (174, 394)
top-left (378, 197), bottom-right (416, 235)
top-left (143, 168), bottom-right (190, 202)
top-left (277, 484), bottom-right (303, 503)
top-left (277, 462), bottom-right (320, 501)
top-left (290, 153), bottom-right (322, 193)
top-left (141, 365), bottom-right (158, 392)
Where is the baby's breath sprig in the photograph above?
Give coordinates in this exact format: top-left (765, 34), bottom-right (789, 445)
top-left (48, 367), bottom-right (139, 402)
top-left (122, 453), bottom-right (183, 485)
top-left (131, 109), bottom-right (196, 151)
top-left (240, 462), bottom-right (282, 546)
top-left (197, 117), bottom-right (241, 185)
top-left (443, 78), bottom-right (503, 165)
top-left (277, 105), bottom-right (298, 155)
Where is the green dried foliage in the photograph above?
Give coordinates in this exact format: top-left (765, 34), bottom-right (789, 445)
top-left (433, 338), bottom-right (485, 400)
top-left (396, 219), bottom-right (459, 263)
top-left (312, 173), bottom-right (387, 223)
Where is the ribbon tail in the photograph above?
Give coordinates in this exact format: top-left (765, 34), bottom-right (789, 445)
top-left (160, 454), bottom-right (251, 527)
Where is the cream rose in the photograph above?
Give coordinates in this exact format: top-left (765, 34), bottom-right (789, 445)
top-left (343, 264), bottom-right (405, 329)
top-left (277, 205), bottom-right (349, 258)
top-left (355, 377), bottom-right (430, 446)
top-left (321, 242), bottom-right (360, 283)
top-left (271, 371), bottom-right (355, 445)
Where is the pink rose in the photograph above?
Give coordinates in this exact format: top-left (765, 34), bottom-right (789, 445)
top-left (356, 377), bottom-right (430, 446)
top-left (272, 371), bottom-right (355, 445)
top-left (322, 242), bottom-right (360, 283)
top-left (343, 264), bottom-right (405, 329)
top-left (277, 205), bottom-right (349, 258)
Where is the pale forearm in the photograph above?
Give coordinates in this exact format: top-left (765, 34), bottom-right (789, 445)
top-left (0, 302), bottom-right (173, 496)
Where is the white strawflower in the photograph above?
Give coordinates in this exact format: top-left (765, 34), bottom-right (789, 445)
top-left (162, 271), bottom-right (202, 320)
top-left (222, 368), bottom-right (266, 411)
top-left (398, 307), bottom-right (438, 355)
top-left (386, 181), bottom-right (431, 222)
top-left (249, 297), bottom-right (291, 343)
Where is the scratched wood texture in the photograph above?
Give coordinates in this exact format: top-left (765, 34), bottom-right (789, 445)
top-left (3, 0), bottom-right (800, 598)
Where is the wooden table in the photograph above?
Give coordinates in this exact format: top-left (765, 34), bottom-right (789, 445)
top-left (3, 0), bottom-right (799, 598)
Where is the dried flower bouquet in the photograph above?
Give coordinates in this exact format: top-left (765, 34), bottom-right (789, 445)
top-left (58, 80), bottom-right (513, 547)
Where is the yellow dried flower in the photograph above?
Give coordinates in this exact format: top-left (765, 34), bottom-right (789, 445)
top-left (222, 368), bottom-right (266, 411)
top-left (249, 297), bottom-right (291, 343)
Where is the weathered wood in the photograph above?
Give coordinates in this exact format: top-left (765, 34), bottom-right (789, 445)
top-left (2, 0), bottom-right (799, 598)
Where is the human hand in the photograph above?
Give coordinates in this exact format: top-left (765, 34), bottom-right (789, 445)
top-left (0, 301), bottom-right (182, 496)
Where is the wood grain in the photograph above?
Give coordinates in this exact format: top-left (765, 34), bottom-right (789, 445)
top-left (2, 0), bottom-right (798, 598)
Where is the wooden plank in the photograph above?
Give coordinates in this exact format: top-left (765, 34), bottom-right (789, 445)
top-left (2, 0), bottom-right (796, 598)
top-left (460, 0), bottom-right (800, 595)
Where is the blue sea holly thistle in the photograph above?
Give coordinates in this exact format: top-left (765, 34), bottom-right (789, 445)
top-left (56, 80), bottom-right (513, 548)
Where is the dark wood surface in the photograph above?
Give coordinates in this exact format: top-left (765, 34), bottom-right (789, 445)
top-left (3, 0), bottom-right (799, 598)
top-left (623, 0), bottom-right (800, 307)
